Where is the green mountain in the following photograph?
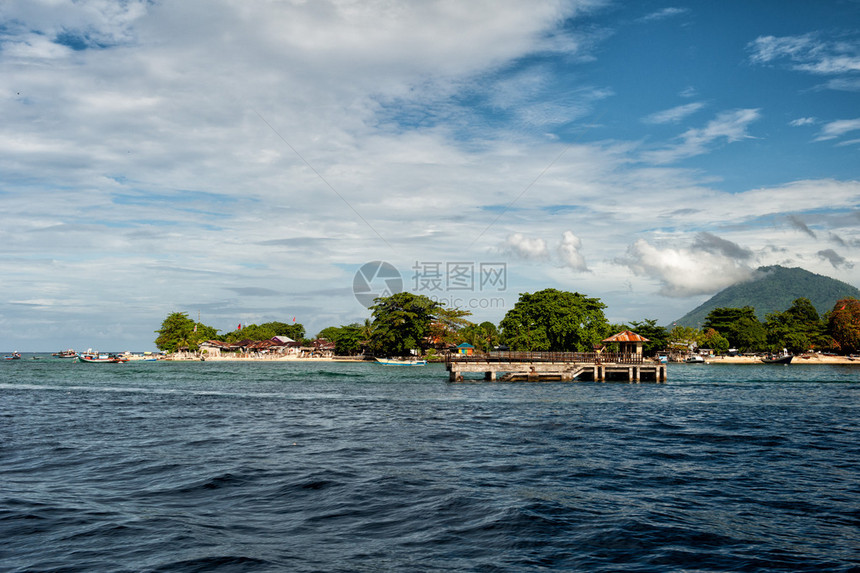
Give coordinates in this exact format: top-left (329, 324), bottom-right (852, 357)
top-left (673, 266), bottom-right (860, 327)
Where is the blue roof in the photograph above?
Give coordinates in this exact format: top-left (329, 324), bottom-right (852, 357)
top-left (457, 343), bottom-right (475, 348)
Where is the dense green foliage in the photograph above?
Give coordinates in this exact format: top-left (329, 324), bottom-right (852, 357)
top-left (827, 298), bottom-right (860, 354)
top-left (154, 312), bottom-right (219, 352)
top-left (316, 321), bottom-right (372, 355)
top-left (459, 321), bottom-right (500, 353)
top-left (223, 321), bottom-right (305, 343)
top-left (703, 306), bottom-right (766, 352)
top-left (499, 289), bottom-right (610, 351)
top-left (700, 328), bottom-right (730, 354)
top-left (764, 298), bottom-right (827, 353)
top-left (674, 266), bottom-right (860, 327)
top-left (369, 292), bottom-right (440, 356)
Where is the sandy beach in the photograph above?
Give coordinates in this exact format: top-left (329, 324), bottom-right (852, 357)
top-left (706, 354), bottom-right (859, 365)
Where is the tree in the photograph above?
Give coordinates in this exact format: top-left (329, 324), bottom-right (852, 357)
top-left (261, 321), bottom-right (305, 341)
top-left (627, 319), bottom-right (669, 356)
top-left (369, 292), bottom-right (440, 356)
top-left (460, 321), bottom-right (500, 353)
top-left (827, 298), bottom-right (860, 354)
top-left (428, 306), bottom-right (473, 348)
top-left (765, 298), bottom-right (826, 353)
top-left (499, 289), bottom-right (610, 351)
top-left (223, 321), bottom-right (306, 343)
top-left (703, 306), bottom-right (766, 352)
top-left (317, 323), bottom-right (364, 355)
top-left (154, 312), bottom-right (218, 352)
top-left (700, 328), bottom-right (730, 355)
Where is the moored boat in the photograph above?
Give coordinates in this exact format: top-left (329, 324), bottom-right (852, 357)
top-left (53, 349), bottom-right (77, 358)
top-left (685, 354), bottom-right (705, 363)
top-left (761, 354), bottom-right (792, 364)
top-left (4, 352), bottom-right (22, 361)
top-left (375, 357), bottom-right (427, 366)
top-left (77, 353), bottom-right (127, 363)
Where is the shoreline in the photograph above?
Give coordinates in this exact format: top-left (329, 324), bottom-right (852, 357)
top-left (162, 354), bottom-right (860, 365)
top-left (705, 354), bottom-right (858, 365)
top-left (166, 355), bottom-right (370, 362)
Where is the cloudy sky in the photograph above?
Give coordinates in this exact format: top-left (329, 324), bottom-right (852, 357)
top-left (2, 0), bottom-right (859, 351)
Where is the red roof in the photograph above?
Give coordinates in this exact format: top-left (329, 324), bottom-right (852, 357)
top-left (603, 330), bottom-right (650, 343)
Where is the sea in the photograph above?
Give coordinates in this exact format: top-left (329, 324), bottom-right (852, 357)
top-left (1, 356), bottom-right (858, 572)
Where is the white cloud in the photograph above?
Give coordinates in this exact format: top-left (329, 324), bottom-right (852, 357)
top-left (558, 231), bottom-right (588, 271)
top-left (641, 109), bottom-right (760, 164)
top-left (790, 117), bottom-right (816, 127)
top-left (621, 239), bottom-right (756, 297)
top-left (642, 102), bottom-right (705, 124)
top-left (748, 33), bottom-right (860, 76)
top-left (638, 7), bottom-right (689, 23)
top-left (503, 233), bottom-right (550, 260)
top-left (814, 118), bottom-right (860, 141)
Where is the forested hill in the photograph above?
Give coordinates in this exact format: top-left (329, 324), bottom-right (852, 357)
top-left (673, 266), bottom-right (860, 327)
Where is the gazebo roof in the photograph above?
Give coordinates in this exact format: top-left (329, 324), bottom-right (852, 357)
top-left (603, 330), bottom-right (650, 343)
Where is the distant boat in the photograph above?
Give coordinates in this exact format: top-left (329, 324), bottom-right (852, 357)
top-left (761, 354), bottom-right (792, 364)
top-left (77, 353), bottom-right (127, 363)
top-left (4, 352), bottom-right (21, 361)
top-left (375, 357), bottom-right (427, 366)
top-left (53, 349), bottom-right (77, 358)
top-left (685, 354), bottom-right (705, 364)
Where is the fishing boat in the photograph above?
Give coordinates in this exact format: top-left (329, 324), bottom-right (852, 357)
top-left (375, 357), bottom-right (427, 366)
top-left (53, 349), bottom-right (77, 358)
top-left (77, 353), bottom-right (127, 363)
top-left (4, 352), bottom-right (22, 361)
top-left (684, 354), bottom-right (705, 364)
top-left (761, 353), bottom-right (792, 364)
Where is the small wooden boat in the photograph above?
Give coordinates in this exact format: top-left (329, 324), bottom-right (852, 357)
top-left (761, 354), bottom-right (792, 364)
top-left (375, 357), bottom-right (427, 366)
top-left (53, 349), bottom-right (77, 358)
top-left (4, 352), bottom-right (21, 361)
top-left (77, 353), bottom-right (127, 363)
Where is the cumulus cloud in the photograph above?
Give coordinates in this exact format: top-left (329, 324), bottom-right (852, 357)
top-left (620, 238), bottom-right (756, 297)
top-left (818, 249), bottom-right (853, 269)
top-left (503, 233), bottom-right (549, 260)
top-left (558, 231), bottom-right (588, 271)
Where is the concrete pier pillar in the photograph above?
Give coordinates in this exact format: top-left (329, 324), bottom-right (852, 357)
top-left (485, 370), bottom-right (496, 381)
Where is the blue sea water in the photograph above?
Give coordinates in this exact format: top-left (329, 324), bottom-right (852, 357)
top-left (1, 358), bottom-right (858, 572)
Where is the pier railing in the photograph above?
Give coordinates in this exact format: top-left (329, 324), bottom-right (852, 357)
top-left (445, 351), bottom-right (645, 365)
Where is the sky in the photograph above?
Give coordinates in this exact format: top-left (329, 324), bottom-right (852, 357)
top-left (1, 0), bottom-right (859, 351)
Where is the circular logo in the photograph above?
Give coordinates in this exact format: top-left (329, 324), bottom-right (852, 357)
top-left (353, 261), bottom-right (403, 308)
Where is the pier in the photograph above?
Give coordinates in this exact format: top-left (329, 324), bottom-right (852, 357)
top-left (445, 351), bottom-right (667, 383)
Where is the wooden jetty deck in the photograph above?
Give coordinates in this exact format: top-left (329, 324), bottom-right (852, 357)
top-left (445, 351), bottom-right (667, 383)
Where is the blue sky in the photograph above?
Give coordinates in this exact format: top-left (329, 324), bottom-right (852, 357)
top-left (1, 0), bottom-right (858, 351)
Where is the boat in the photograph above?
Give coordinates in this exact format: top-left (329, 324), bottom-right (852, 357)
top-left (4, 352), bottom-right (21, 361)
top-left (77, 353), bottom-right (127, 363)
top-left (375, 357), bottom-right (427, 366)
top-left (53, 349), bottom-right (77, 358)
top-left (761, 354), bottom-right (792, 364)
top-left (685, 354), bottom-right (705, 363)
